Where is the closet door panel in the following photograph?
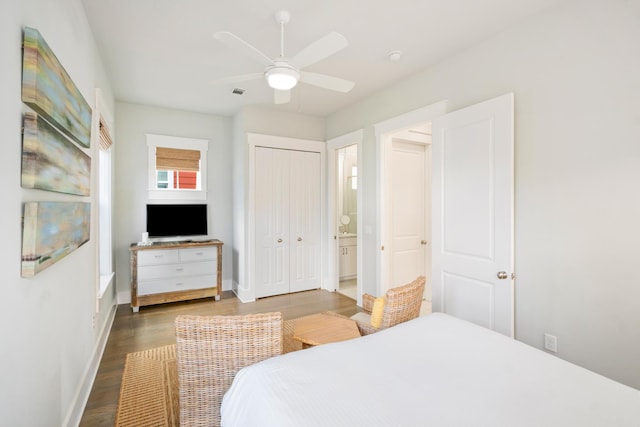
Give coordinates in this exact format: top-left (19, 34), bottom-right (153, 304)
top-left (255, 147), bottom-right (290, 298)
top-left (289, 150), bottom-right (322, 292)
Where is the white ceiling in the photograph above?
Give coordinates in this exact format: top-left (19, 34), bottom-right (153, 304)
top-left (81, 0), bottom-right (570, 117)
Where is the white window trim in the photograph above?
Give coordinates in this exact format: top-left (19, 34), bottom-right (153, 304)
top-left (146, 134), bottom-right (209, 201)
top-left (98, 148), bottom-right (113, 296)
top-left (94, 88), bottom-right (115, 306)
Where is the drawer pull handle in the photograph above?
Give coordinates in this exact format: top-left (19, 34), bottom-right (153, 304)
top-left (154, 255), bottom-right (163, 259)
top-left (176, 282), bottom-right (184, 286)
top-left (176, 268), bottom-right (184, 272)
top-left (195, 252), bottom-right (203, 256)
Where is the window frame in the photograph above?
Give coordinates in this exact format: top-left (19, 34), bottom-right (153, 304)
top-left (146, 134), bottom-right (209, 201)
top-left (95, 88), bottom-right (115, 302)
top-left (98, 147), bottom-right (113, 298)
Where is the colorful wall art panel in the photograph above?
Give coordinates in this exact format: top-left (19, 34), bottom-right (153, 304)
top-left (22, 27), bottom-right (92, 148)
top-left (21, 202), bottom-right (91, 277)
top-left (22, 112), bottom-right (91, 196)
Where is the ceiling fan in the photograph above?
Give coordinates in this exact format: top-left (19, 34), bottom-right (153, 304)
top-left (212, 10), bottom-right (355, 104)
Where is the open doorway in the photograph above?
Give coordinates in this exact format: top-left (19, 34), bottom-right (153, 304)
top-left (327, 130), bottom-right (363, 305)
top-left (374, 100), bottom-right (448, 315)
top-left (336, 144), bottom-right (358, 300)
top-left (384, 124), bottom-right (432, 314)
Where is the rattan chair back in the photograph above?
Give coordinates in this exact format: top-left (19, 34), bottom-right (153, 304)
top-left (356, 275), bottom-right (426, 335)
top-left (175, 312), bottom-right (283, 426)
top-left (380, 275), bottom-right (426, 329)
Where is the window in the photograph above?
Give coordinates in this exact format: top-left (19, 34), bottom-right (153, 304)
top-left (155, 146), bottom-right (200, 190)
top-left (98, 113), bottom-right (114, 298)
top-left (157, 170), bottom-right (169, 188)
top-left (147, 134), bottom-right (208, 200)
top-left (155, 170), bottom-right (197, 189)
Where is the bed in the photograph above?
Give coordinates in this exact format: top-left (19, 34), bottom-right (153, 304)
top-left (221, 313), bottom-right (640, 426)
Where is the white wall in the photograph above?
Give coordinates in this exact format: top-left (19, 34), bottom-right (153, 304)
top-left (0, 0), bottom-right (116, 425)
top-left (242, 105), bottom-right (326, 141)
top-left (113, 102), bottom-right (233, 300)
top-left (231, 110), bottom-right (246, 296)
top-left (327, 0), bottom-right (640, 389)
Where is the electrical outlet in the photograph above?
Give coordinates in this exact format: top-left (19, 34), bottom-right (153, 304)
top-left (544, 333), bottom-right (557, 353)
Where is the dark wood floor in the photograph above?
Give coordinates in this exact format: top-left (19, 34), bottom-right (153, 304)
top-left (79, 289), bottom-right (359, 426)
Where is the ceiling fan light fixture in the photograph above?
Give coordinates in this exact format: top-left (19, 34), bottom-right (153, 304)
top-left (265, 65), bottom-right (299, 90)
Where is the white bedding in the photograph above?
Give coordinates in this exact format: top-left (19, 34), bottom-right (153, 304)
top-left (221, 313), bottom-right (640, 426)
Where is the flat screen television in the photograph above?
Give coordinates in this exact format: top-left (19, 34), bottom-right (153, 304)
top-left (146, 204), bottom-right (208, 238)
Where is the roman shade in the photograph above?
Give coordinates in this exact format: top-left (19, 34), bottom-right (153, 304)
top-left (156, 147), bottom-right (200, 172)
top-left (98, 116), bottom-right (113, 151)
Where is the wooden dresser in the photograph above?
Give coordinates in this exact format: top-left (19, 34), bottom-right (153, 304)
top-left (129, 240), bottom-right (222, 312)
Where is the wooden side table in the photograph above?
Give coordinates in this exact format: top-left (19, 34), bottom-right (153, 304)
top-left (292, 313), bottom-right (361, 348)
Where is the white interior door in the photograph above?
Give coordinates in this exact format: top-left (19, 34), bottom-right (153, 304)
top-left (255, 147), bottom-right (290, 298)
top-left (390, 140), bottom-right (427, 288)
top-left (289, 151), bottom-right (321, 292)
top-left (432, 93), bottom-right (514, 337)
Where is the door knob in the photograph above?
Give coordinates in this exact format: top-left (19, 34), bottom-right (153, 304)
top-left (497, 271), bottom-right (508, 280)
top-left (297, 237), bottom-right (302, 241)
top-left (420, 240), bottom-right (427, 245)
top-left (277, 238), bottom-right (283, 243)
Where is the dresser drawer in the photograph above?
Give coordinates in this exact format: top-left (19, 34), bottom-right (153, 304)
top-left (137, 249), bottom-right (180, 266)
top-left (138, 261), bottom-right (216, 281)
top-left (180, 247), bottom-right (217, 262)
top-left (138, 274), bottom-right (217, 295)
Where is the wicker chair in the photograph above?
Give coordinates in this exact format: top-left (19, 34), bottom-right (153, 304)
top-left (352, 275), bottom-right (426, 335)
top-left (174, 312), bottom-right (283, 427)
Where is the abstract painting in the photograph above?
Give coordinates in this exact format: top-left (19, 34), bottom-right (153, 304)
top-left (21, 202), bottom-right (91, 277)
top-left (22, 27), bottom-right (92, 148)
top-left (22, 112), bottom-right (91, 196)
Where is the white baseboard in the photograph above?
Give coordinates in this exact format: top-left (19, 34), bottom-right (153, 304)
top-left (232, 288), bottom-right (255, 303)
top-left (232, 281), bottom-right (255, 303)
top-left (118, 291), bottom-right (131, 305)
top-left (117, 290), bottom-right (131, 305)
top-left (64, 302), bottom-right (117, 427)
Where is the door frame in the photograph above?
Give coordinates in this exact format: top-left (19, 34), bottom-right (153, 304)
top-left (374, 100), bottom-right (447, 296)
top-left (326, 130), bottom-right (363, 305)
top-left (247, 133), bottom-right (326, 302)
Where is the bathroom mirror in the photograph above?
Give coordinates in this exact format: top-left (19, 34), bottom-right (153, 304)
top-left (340, 215), bottom-right (351, 234)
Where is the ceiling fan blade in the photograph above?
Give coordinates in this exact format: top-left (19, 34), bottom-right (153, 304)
top-left (292, 32), bottom-right (348, 69)
top-left (209, 72), bottom-right (263, 85)
top-left (274, 89), bottom-right (291, 104)
top-left (300, 71), bottom-right (354, 93)
top-left (213, 31), bottom-right (274, 67)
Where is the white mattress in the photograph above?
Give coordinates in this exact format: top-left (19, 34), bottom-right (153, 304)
top-left (221, 313), bottom-right (640, 426)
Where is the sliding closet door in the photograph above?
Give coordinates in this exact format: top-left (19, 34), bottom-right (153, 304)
top-left (289, 150), bottom-right (321, 292)
top-left (255, 147), bottom-right (290, 298)
top-left (254, 147), bottom-right (321, 298)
